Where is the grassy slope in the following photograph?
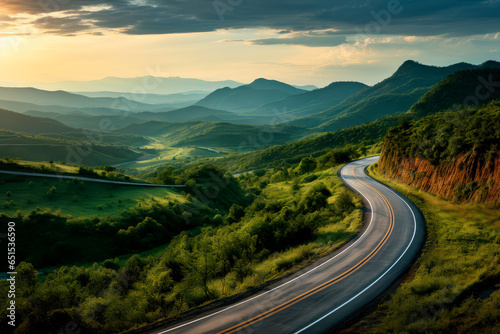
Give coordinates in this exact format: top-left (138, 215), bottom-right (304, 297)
top-left (0, 159), bottom-right (189, 269)
top-left (0, 108), bottom-right (74, 135)
top-left (0, 173), bottom-right (183, 218)
top-left (118, 121), bottom-right (306, 151)
top-left (0, 163), bottom-right (365, 334)
top-left (0, 130), bottom-right (145, 166)
top-left (343, 165), bottom-right (500, 333)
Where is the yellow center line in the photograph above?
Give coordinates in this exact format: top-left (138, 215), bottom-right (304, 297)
top-left (217, 163), bottom-right (395, 334)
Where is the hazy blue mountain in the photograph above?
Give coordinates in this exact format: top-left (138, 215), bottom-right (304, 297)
top-left (0, 87), bottom-right (162, 111)
top-left (0, 99), bottom-right (146, 116)
top-left (23, 111), bottom-right (145, 130)
top-left (0, 108), bottom-right (75, 135)
top-left (254, 81), bottom-right (368, 117)
top-left (74, 90), bottom-right (210, 106)
top-left (195, 78), bottom-right (307, 112)
top-left (247, 78), bottom-right (306, 95)
top-left (293, 84), bottom-right (318, 91)
top-left (4, 76), bottom-right (244, 95)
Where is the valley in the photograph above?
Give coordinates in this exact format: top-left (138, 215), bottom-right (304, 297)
top-left (0, 60), bottom-right (499, 334)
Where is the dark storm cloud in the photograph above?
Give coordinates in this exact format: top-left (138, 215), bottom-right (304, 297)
top-left (8, 0), bottom-right (500, 39)
top-left (31, 16), bottom-right (93, 35)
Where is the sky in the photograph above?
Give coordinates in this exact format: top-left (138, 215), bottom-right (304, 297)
top-left (0, 0), bottom-right (499, 87)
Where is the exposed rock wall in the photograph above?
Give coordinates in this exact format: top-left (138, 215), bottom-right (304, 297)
top-left (379, 148), bottom-right (500, 204)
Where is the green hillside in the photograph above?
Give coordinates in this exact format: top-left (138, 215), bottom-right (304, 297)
top-left (24, 112), bottom-right (144, 130)
top-left (190, 115), bottom-right (396, 172)
top-left (385, 100), bottom-right (500, 166)
top-left (254, 81), bottom-right (368, 117)
top-left (409, 67), bottom-right (500, 118)
top-left (286, 60), bottom-right (483, 129)
top-left (247, 78), bottom-right (306, 95)
top-left (379, 100), bottom-right (500, 205)
top-left (132, 105), bottom-right (238, 122)
top-left (317, 88), bottom-right (428, 131)
top-left (0, 99), bottom-right (142, 116)
top-left (0, 154), bottom-right (363, 334)
top-left (0, 130), bottom-right (144, 166)
top-left (0, 164), bottom-right (188, 268)
top-left (117, 120), bottom-right (307, 151)
top-left (0, 108), bottom-right (75, 134)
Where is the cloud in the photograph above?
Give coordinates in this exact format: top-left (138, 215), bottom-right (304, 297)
top-left (1, 0), bottom-right (125, 15)
top-left (0, 15), bottom-right (15, 22)
top-left (249, 34), bottom-right (347, 47)
top-left (31, 16), bottom-right (93, 35)
top-left (1, 0), bottom-right (499, 39)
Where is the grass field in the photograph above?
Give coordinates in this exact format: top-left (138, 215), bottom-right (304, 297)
top-left (122, 146), bottom-right (225, 171)
top-left (342, 164), bottom-right (500, 333)
top-left (0, 172), bottom-right (184, 218)
top-left (0, 131), bottom-right (144, 166)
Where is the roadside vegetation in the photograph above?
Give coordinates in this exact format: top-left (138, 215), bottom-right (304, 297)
top-left (0, 146), bottom-right (366, 333)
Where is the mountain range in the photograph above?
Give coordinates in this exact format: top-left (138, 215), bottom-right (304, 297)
top-left (1, 59), bottom-right (500, 165)
top-left (195, 78), bottom-right (308, 112)
top-left (0, 76), bottom-right (245, 95)
top-left (286, 60), bottom-right (500, 131)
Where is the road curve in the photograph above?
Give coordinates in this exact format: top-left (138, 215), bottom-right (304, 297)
top-left (0, 170), bottom-right (185, 188)
top-left (141, 156), bottom-right (425, 334)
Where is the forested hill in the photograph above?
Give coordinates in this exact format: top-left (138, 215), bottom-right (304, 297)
top-left (379, 100), bottom-right (500, 204)
top-left (409, 66), bottom-right (500, 118)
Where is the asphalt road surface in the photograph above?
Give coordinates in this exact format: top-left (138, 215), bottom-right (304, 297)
top-left (141, 156), bottom-right (425, 334)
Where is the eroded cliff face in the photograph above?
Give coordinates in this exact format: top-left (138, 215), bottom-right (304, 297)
top-left (379, 148), bottom-right (500, 204)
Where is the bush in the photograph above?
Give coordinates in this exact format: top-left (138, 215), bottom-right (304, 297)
top-left (46, 186), bottom-right (57, 200)
top-left (335, 189), bottom-right (355, 214)
top-left (297, 157), bottom-right (317, 174)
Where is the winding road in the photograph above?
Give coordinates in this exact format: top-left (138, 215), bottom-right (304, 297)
top-left (140, 156), bottom-right (425, 334)
top-left (0, 170), bottom-right (185, 188)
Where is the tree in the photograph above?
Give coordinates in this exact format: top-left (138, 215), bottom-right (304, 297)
top-left (17, 262), bottom-right (38, 297)
top-left (226, 204), bottom-right (245, 224)
top-left (297, 157), bottom-right (317, 174)
top-left (194, 233), bottom-right (216, 299)
top-left (157, 167), bottom-right (176, 184)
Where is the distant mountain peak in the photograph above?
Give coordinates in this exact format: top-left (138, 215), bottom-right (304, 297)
top-left (393, 60), bottom-right (478, 77)
top-left (481, 60), bottom-right (500, 68)
top-left (324, 81), bottom-right (369, 89)
top-left (247, 78), bottom-right (305, 95)
top-left (395, 60), bottom-right (426, 73)
top-left (249, 78), bottom-right (279, 85)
